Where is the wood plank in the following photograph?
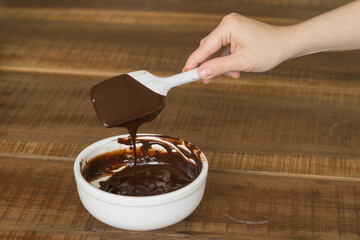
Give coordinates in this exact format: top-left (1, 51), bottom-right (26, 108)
top-left (0, 0), bottom-right (354, 20)
top-left (1, 156), bottom-right (360, 239)
top-left (1, 7), bottom-right (360, 78)
top-left (0, 7), bottom-right (301, 27)
top-left (1, 69), bottom-right (360, 178)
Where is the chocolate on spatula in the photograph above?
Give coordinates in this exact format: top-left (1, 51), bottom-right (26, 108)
top-left (90, 74), bottom-right (166, 129)
top-left (90, 68), bottom-right (199, 128)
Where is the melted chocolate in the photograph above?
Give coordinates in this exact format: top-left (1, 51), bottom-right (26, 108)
top-left (90, 74), bottom-right (166, 182)
top-left (82, 135), bottom-right (202, 196)
top-left (89, 75), bottom-right (201, 196)
top-left (90, 74), bottom-right (166, 129)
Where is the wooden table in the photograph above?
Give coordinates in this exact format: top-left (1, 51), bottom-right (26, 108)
top-left (1, 0), bottom-right (360, 239)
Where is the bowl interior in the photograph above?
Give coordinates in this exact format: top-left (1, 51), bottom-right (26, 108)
top-left (77, 134), bottom-right (207, 198)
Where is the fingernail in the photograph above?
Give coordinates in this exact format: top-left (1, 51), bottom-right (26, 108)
top-left (230, 71), bottom-right (240, 79)
top-left (203, 78), bottom-right (211, 84)
top-left (199, 68), bottom-right (212, 79)
top-left (182, 67), bottom-right (189, 72)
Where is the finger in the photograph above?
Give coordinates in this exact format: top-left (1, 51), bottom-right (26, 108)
top-left (184, 24), bottom-right (228, 70)
top-left (203, 78), bottom-right (212, 84)
top-left (224, 71), bottom-right (241, 79)
top-left (183, 54), bottom-right (214, 72)
top-left (198, 52), bottom-right (246, 79)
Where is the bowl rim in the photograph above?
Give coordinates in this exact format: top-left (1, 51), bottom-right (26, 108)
top-left (74, 133), bottom-right (208, 207)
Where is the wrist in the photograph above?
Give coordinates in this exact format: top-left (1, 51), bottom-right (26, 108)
top-left (277, 24), bottom-right (309, 62)
top-left (280, 20), bottom-right (334, 61)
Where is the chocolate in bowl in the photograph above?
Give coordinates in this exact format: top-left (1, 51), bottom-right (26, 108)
top-left (74, 134), bottom-right (208, 231)
top-left (82, 135), bottom-right (203, 196)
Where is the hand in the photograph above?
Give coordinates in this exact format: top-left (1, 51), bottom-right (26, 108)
top-left (183, 13), bottom-right (289, 83)
top-left (184, 0), bottom-right (360, 84)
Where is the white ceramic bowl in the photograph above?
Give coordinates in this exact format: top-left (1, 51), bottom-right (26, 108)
top-left (74, 134), bottom-right (208, 231)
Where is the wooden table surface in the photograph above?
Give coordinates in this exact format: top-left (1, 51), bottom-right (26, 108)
top-left (1, 0), bottom-right (360, 239)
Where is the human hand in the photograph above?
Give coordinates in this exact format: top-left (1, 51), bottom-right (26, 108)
top-left (185, 0), bottom-right (360, 84)
top-left (183, 13), bottom-right (290, 83)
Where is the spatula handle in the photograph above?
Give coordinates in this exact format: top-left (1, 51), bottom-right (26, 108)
top-left (164, 68), bottom-right (200, 88)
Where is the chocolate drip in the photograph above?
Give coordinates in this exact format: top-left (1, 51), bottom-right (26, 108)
top-left (89, 75), bottom-right (202, 196)
top-left (90, 74), bottom-right (166, 185)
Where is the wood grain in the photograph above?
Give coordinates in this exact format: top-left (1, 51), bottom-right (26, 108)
top-left (1, 69), bottom-right (360, 178)
top-left (1, 157), bottom-right (360, 239)
top-left (0, 0), bottom-right (360, 239)
top-left (1, 6), bottom-right (360, 76)
top-left (0, 0), bottom-right (354, 20)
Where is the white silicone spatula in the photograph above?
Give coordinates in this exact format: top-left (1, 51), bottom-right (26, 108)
top-left (90, 68), bottom-right (201, 128)
top-left (127, 68), bottom-right (200, 95)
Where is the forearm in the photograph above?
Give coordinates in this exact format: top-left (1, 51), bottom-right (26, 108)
top-left (283, 0), bottom-right (360, 60)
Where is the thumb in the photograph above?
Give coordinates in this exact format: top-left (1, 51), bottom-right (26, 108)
top-left (198, 52), bottom-right (246, 79)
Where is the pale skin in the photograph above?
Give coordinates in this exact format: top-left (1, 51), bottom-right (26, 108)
top-left (183, 0), bottom-right (360, 83)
